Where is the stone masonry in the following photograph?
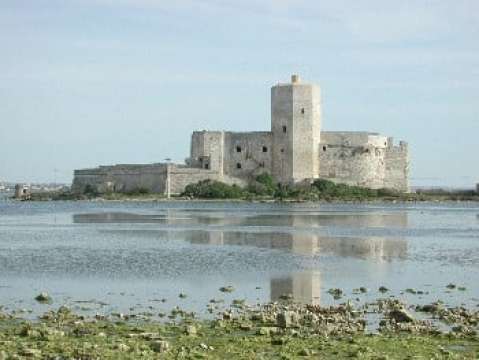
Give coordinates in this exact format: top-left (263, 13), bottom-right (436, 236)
top-left (72, 75), bottom-right (409, 195)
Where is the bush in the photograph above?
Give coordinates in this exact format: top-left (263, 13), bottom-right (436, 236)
top-left (312, 179), bottom-right (381, 199)
top-left (182, 180), bottom-right (245, 199)
top-left (125, 187), bottom-right (150, 196)
top-left (248, 173), bottom-right (278, 196)
top-left (83, 184), bottom-right (98, 197)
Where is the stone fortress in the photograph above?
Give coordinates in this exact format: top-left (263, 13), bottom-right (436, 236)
top-left (72, 75), bottom-right (409, 195)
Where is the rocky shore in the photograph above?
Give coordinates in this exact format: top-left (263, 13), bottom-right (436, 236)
top-left (1, 292), bottom-right (478, 359)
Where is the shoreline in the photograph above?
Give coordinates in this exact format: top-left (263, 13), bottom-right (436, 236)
top-left (1, 295), bottom-right (478, 359)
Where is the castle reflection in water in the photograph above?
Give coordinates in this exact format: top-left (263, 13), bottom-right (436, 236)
top-left (73, 209), bottom-right (409, 306)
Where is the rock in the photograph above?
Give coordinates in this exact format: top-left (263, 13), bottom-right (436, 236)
top-left (277, 311), bottom-right (299, 328)
top-left (405, 288), bottom-right (417, 294)
top-left (35, 292), bottom-right (51, 303)
top-left (389, 308), bottom-right (414, 323)
top-left (239, 323), bottom-right (252, 331)
top-left (271, 337), bottom-right (288, 345)
top-left (21, 348), bottom-right (42, 357)
top-left (327, 288), bottom-right (343, 299)
top-left (115, 343), bottom-right (130, 352)
top-left (299, 348), bottom-right (312, 356)
top-left (446, 283), bottom-right (456, 289)
top-left (379, 286), bottom-right (389, 293)
top-left (185, 325), bottom-right (197, 336)
top-left (219, 286), bottom-right (235, 293)
top-left (150, 340), bottom-right (170, 353)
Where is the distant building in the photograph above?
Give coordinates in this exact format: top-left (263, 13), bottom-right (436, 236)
top-left (73, 75), bottom-right (409, 195)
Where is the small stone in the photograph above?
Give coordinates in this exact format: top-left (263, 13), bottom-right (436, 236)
top-left (179, 293), bottom-right (187, 299)
top-left (446, 283), bottom-right (456, 289)
top-left (271, 337), bottom-right (288, 345)
top-left (200, 343), bottom-right (208, 350)
top-left (327, 288), bottom-right (343, 299)
top-left (151, 340), bottom-right (170, 353)
top-left (277, 311), bottom-right (298, 328)
top-left (219, 286), bottom-right (235, 293)
top-left (115, 343), bottom-right (130, 352)
top-left (97, 332), bottom-right (106, 337)
top-left (389, 308), bottom-right (414, 323)
top-left (35, 292), bottom-right (51, 303)
top-left (185, 325), bottom-right (197, 336)
top-left (257, 327), bottom-right (271, 335)
top-left (299, 348), bottom-right (312, 356)
top-left (21, 348), bottom-right (42, 357)
top-left (379, 286), bottom-right (389, 293)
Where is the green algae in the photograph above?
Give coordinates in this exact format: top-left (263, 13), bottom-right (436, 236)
top-left (1, 318), bottom-right (478, 359)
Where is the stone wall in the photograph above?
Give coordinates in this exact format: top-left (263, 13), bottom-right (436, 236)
top-left (72, 164), bottom-right (168, 194)
top-left (317, 132), bottom-right (409, 191)
top-left (189, 131), bottom-right (224, 174)
top-left (384, 140), bottom-right (409, 192)
top-left (223, 131), bottom-right (273, 180)
top-left (318, 144), bottom-right (387, 189)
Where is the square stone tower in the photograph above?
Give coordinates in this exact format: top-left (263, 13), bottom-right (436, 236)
top-left (271, 75), bottom-right (321, 183)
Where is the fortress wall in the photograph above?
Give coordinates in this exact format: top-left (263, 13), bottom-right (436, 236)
top-left (169, 166), bottom-right (225, 194)
top-left (223, 132), bottom-right (273, 180)
top-left (318, 144), bottom-right (387, 189)
top-left (73, 164), bottom-right (169, 194)
top-left (189, 131), bottom-right (224, 174)
top-left (321, 132), bottom-right (388, 148)
top-left (384, 140), bottom-right (409, 192)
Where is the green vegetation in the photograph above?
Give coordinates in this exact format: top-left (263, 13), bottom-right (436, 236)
top-left (183, 180), bottom-right (245, 199)
top-left (25, 173), bottom-right (479, 202)
top-left (0, 315), bottom-right (478, 359)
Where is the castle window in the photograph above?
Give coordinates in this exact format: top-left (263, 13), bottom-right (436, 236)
top-left (262, 146), bottom-right (268, 153)
top-left (323, 146), bottom-right (327, 152)
top-left (301, 108), bottom-right (305, 114)
top-left (280, 148), bottom-right (284, 153)
top-left (204, 163), bottom-right (209, 169)
top-left (236, 163), bottom-right (242, 169)
top-left (236, 146), bottom-right (242, 153)
top-left (282, 126), bottom-right (287, 133)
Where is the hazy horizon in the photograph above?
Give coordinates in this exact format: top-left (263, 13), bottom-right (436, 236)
top-left (1, 0), bottom-right (478, 187)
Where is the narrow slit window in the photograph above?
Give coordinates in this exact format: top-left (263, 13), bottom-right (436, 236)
top-left (236, 146), bottom-right (242, 153)
top-left (204, 163), bottom-right (209, 169)
top-left (280, 148), bottom-right (284, 153)
top-left (236, 163), bottom-right (242, 169)
top-left (282, 126), bottom-right (287, 133)
top-left (301, 108), bottom-right (305, 114)
top-left (323, 146), bottom-right (327, 152)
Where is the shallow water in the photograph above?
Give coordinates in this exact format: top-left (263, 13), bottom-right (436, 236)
top-left (0, 200), bottom-right (478, 318)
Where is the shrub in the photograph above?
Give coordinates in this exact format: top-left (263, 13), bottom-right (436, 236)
top-left (248, 173), bottom-right (278, 196)
top-left (182, 180), bottom-right (245, 199)
top-left (83, 184), bottom-right (98, 197)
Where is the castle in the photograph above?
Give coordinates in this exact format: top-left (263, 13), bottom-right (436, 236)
top-left (72, 75), bottom-right (409, 195)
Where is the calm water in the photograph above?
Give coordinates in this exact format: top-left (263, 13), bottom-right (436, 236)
top-left (0, 199), bottom-right (478, 318)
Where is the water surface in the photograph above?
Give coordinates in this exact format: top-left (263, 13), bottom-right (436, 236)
top-left (0, 200), bottom-right (478, 318)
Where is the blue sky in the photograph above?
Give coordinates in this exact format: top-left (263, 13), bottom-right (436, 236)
top-left (0, 0), bottom-right (478, 187)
